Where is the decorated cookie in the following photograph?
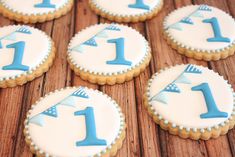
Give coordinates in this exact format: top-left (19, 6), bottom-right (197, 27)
top-left (24, 86), bottom-right (126, 157)
top-left (0, 25), bottom-right (55, 88)
top-left (0, 0), bottom-right (73, 23)
top-left (67, 23), bottom-right (151, 85)
top-left (144, 64), bottom-right (235, 140)
top-left (163, 5), bottom-right (235, 61)
top-left (89, 0), bottom-right (163, 23)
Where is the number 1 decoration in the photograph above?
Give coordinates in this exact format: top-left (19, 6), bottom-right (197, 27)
top-left (203, 17), bottom-right (230, 43)
top-left (34, 0), bottom-right (56, 8)
top-left (74, 107), bottom-right (107, 146)
top-left (192, 83), bottom-right (228, 118)
top-left (107, 38), bottom-right (132, 66)
top-left (2, 41), bottom-right (29, 71)
top-left (128, 0), bottom-right (150, 10)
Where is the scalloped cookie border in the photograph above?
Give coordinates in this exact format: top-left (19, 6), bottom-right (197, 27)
top-left (144, 64), bottom-right (235, 140)
top-left (24, 86), bottom-right (126, 157)
top-left (0, 0), bottom-right (74, 23)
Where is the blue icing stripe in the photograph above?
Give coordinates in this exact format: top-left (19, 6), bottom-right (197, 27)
top-left (184, 64), bottom-right (202, 74)
top-left (180, 17), bottom-right (194, 25)
top-left (42, 106), bottom-right (58, 118)
top-left (128, 0), bottom-right (150, 10)
top-left (105, 25), bottom-right (121, 31)
top-left (198, 5), bottom-right (212, 11)
top-left (163, 83), bottom-right (180, 93)
top-left (72, 87), bottom-right (89, 98)
top-left (83, 38), bottom-right (97, 47)
top-left (16, 27), bottom-right (32, 34)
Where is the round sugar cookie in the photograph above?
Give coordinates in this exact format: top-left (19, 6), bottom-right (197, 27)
top-left (67, 23), bottom-right (151, 85)
top-left (0, 25), bottom-right (55, 88)
top-left (145, 64), bottom-right (235, 140)
top-left (163, 5), bottom-right (235, 61)
top-left (89, 0), bottom-right (163, 23)
top-left (0, 0), bottom-right (73, 23)
top-left (24, 86), bottom-right (126, 157)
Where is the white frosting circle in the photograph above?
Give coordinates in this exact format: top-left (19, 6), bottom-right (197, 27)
top-left (164, 5), bottom-right (235, 52)
top-left (148, 64), bottom-right (234, 129)
top-left (0, 25), bottom-right (51, 80)
top-left (26, 87), bottom-right (124, 157)
top-left (91, 0), bottom-right (161, 16)
top-left (68, 24), bottom-right (149, 75)
top-left (1, 0), bottom-right (69, 15)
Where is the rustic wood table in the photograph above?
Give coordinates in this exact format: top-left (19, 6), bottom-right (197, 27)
top-left (0, 0), bottom-right (235, 157)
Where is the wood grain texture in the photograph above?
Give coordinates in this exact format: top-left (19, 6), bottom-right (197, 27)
top-left (0, 0), bottom-right (234, 157)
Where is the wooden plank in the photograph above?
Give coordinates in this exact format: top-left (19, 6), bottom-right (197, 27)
top-left (131, 23), bottom-right (162, 157)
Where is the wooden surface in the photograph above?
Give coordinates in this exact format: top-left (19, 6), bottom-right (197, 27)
top-left (0, 0), bottom-right (235, 156)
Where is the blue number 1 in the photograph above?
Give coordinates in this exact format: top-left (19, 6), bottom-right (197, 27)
top-left (128, 0), bottom-right (150, 10)
top-left (107, 38), bottom-right (132, 66)
top-left (192, 83), bottom-right (228, 119)
top-left (34, 0), bottom-right (56, 8)
top-left (74, 107), bottom-right (107, 146)
top-left (203, 17), bottom-right (230, 43)
top-left (3, 41), bottom-right (29, 71)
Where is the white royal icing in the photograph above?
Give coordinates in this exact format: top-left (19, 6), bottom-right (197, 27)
top-left (147, 64), bottom-right (234, 129)
top-left (91, 0), bottom-right (161, 16)
top-left (68, 23), bottom-right (150, 75)
top-left (0, 0), bottom-right (69, 15)
top-left (164, 5), bottom-right (235, 52)
top-left (0, 25), bottom-right (51, 80)
top-left (26, 87), bottom-right (124, 157)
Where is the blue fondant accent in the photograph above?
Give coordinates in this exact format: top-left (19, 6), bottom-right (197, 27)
top-left (151, 92), bottom-right (168, 104)
top-left (198, 5), bottom-right (212, 11)
top-left (72, 87), bottom-right (89, 99)
top-left (168, 23), bottom-right (182, 31)
top-left (4, 33), bottom-right (16, 41)
top-left (180, 17), bottom-right (194, 25)
top-left (16, 27), bottom-right (32, 34)
top-left (192, 83), bottom-right (228, 119)
top-left (105, 25), bottom-right (121, 31)
top-left (2, 41), bottom-right (29, 71)
top-left (128, 0), bottom-right (150, 10)
top-left (34, 0), bottom-right (56, 8)
top-left (42, 106), bottom-right (58, 118)
top-left (191, 11), bottom-right (204, 18)
top-left (203, 17), bottom-right (231, 43)
top-left (75, 107), bottom-right (107, 146)
top-left (72, 45), bottom-right (83, 53)
top-left (29, 114), bottom-right (45, 126)
top-left (83, 38), bottom-right (98, 47)
top-left (184, 64), bottom-right (202, 74)
top-left (59, 96), bottom-right (76, 107)
top-left (163, 83), bottom-right (180, 93)
top-left (174, 74), bottom-right (191, 84)
top-left (96, 31), bottom-right (108, 38)
top-left (106, 38), bottom-right (132, 66)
